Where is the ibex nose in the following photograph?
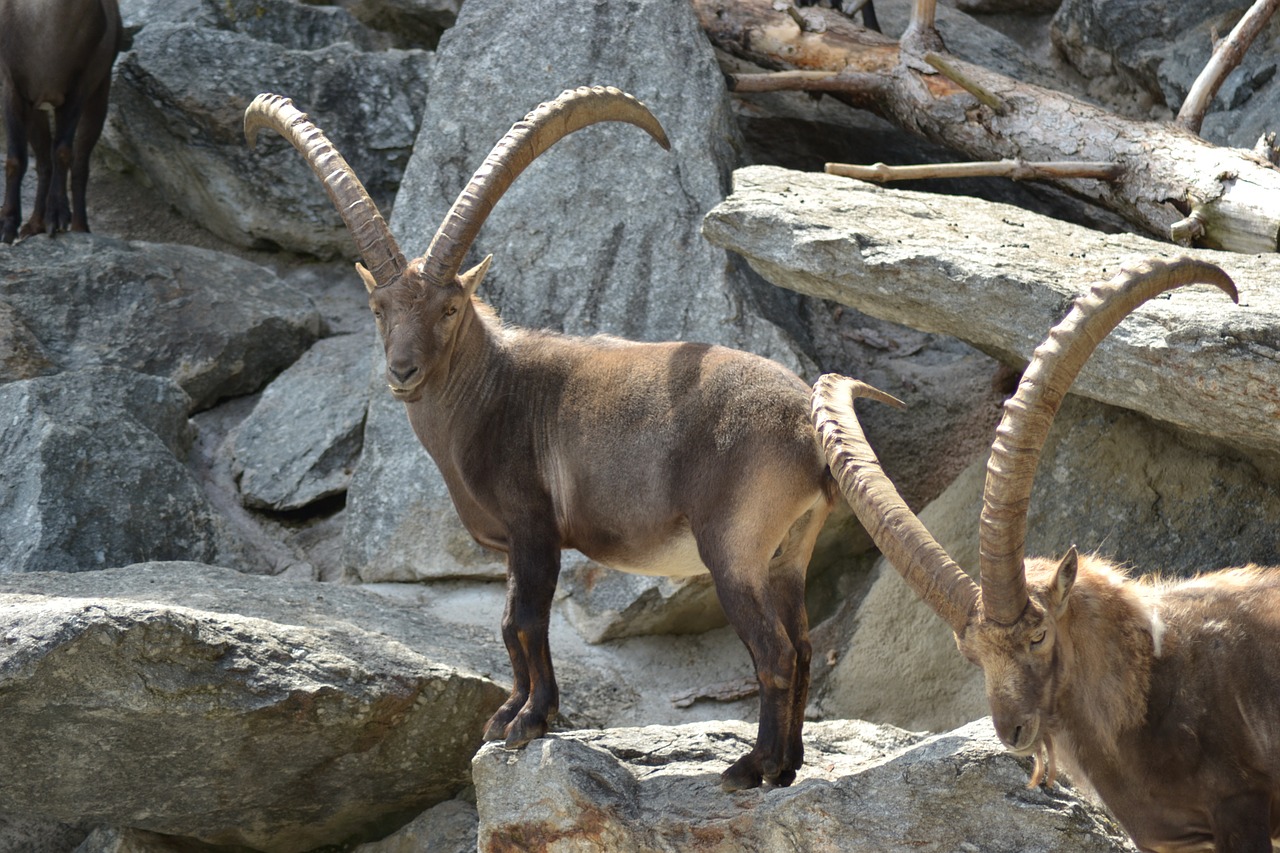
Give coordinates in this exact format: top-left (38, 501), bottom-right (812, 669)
top-left (387, 362), bottom-right (419, 387)
top-left (996, 716), bottom-right (1038, 753)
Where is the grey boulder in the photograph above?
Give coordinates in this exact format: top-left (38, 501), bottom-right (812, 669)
top-left (103, 21), bottom-right (430, 258)
top-left (0, 235), bottom-right (320, 411)
top-left (232, 332), bottom-right (370, 512)
top-left (0, 563), bottom-right (506, 852)
top-left (702, 166), bottom-right (1280, 458)
top-left (473, 718), bottom-right (1136, 852)
top-left (344, 0), bottom-right (809, 603)
top-left (0, 368), bottom-right (222, 574)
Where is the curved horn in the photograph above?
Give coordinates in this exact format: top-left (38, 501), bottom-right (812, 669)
top-left (244, 93), bottom-right (407, 287)
top-left (978, 256), bottom-right (1237, 624)
top-left (416, 85), bottom-right (671, 289)
top-left (812, 374), bottom-right (980, 634)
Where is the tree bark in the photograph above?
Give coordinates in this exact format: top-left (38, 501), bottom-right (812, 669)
top-left (694, 0), bottom-right (1280, 253)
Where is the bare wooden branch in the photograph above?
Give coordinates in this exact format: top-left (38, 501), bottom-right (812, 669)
top-left (923, 52), bottom-right (1007, 114)
top-left (1170, 205), bottom-right (1208, 243)
top-left (1176, 0), bottom-right (1280, 134)
top-left (780, 0), bottom-right (828, 33)
top-left (729, 70), bottom-right (885, 100)
top-left (694, 0), bottom-right (1280, 253)
top-left (825, 159), bottom-right (1123, 183)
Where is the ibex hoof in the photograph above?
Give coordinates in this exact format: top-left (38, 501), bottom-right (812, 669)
top-left (720, 756), bottom-right (764, 792)
top-left (503, 714), bottom-right (550, 749)
top-left (768, 767), bottom-right (797, 787)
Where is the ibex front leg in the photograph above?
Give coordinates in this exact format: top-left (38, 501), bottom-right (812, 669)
top-left (484, 536), bottom-right (561, 748)
top-left (1, 92), bottom-right (29, 244)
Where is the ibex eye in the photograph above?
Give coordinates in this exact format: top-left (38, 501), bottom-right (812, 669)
top-left (1030, 629), bottom-right (1047, 647)
top-left (444, 306), bottom-right (458, 317)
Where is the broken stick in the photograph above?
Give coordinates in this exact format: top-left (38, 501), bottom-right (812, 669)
top-left (825, 159), bottom-right (1123, 183)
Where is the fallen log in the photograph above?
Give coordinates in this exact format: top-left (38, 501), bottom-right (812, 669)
top-left (694, 0), bottom-right (1280, 253)
top-left (702, 165), bottom-right (1280, 457)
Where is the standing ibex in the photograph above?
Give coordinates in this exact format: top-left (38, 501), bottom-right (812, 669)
top-left (812, 257), bottom-right (1280, 851)
top-left (245, 86), bottom-right (836, 792)
top-left (0, 0), bottom-right (121, 243)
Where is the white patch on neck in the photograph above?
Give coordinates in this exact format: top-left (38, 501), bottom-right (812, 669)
top-left (1148, 607), bottom-right (1167, 658)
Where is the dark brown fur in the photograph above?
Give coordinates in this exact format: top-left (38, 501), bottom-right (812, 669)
top-left (959, 552), bottom-right (1280, 852)
top-left (0, 0), bottom-right (121, 242)
top-left (371, 257), bottom-right (835, 792)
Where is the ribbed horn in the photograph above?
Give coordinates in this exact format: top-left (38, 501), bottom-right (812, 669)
top-left (244, 93), bottom-right (407, 287)
top-left (812, 374), bottom-right (980, 635)
top-left (978, 256), bottom-right (1237, 625)
top-left (416, 85), bottom-right (670, 289)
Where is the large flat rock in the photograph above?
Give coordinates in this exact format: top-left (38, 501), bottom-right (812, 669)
top-left (703, 165), bottom-right (1280, 457)
top-left (0, 564), bottom-right (506, 852)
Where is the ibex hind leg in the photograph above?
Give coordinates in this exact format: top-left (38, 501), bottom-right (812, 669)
top-left (770, 503), bottom-right (828, 780)
top-left (702, 496), bottom-right (829, 792)
top-left (485, 538), bottom-right (561, 748)
top-left (43, 98), bottom-right (87, 236)
top-left (69, 74), bottom-right (111, 234)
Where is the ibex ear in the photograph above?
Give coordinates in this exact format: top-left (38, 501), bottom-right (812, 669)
top-left (355, 262), bottom-right (378, 295)
top-left (1050, 546), bottom-right (1079, 617)
top-left (458, 254), bottom-right (493, 298)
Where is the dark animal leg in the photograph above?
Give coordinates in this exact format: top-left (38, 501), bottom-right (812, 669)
top-left (70, 74), bottom-right (111, 234)
top-left (1, 94), bottom-right (28, 243)
top-left (714, 568), bottom-right (802, 792)
top-left (703, 497), bottom-right (827, 792)
top-left (858, 0), bottom-right (880, 33)
top-left (1211, 791), bottom-right (1271, 852)
top-left (770, 562), bottom-right (812, 781)
top-left (45, 97), bottom-right (86, 235)
top-left (766, 505), bottom-right (825, 784)
top-left (483, 537), bottom-right (561, 748)
top-left (20, 106), bottom-right (51, 238)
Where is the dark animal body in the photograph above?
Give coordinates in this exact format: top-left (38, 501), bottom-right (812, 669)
top-left (246, 86), bottom-right (834, 791)
top-left (812, 257), bottom-right (1280, 851)
top-left (0, 0), bottom-right (121, 243)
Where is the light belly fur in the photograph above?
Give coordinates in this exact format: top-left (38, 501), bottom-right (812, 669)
top-left (597, 530), bottom-right (709, 578)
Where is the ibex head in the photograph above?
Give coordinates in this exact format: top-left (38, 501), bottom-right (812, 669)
top-left (244, 87), bottom-right (670, 401)
top-left (812, 257), bottom-right (1237, 777)
top-left (955, 549), bottom-right (1077, 758)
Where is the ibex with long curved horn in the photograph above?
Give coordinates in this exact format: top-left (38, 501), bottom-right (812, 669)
top-left (245, 87), bottom-right (836, 791)
top-left (813, 256), bottom-right (1280, 851)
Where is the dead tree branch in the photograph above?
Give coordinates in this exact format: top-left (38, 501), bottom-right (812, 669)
top-left (695, 0), bottom-right (1280, 253)
top-left (1175, 0), bottom-right (1280, 134)
top-left (826, 159), bottom-right (1123, 183)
